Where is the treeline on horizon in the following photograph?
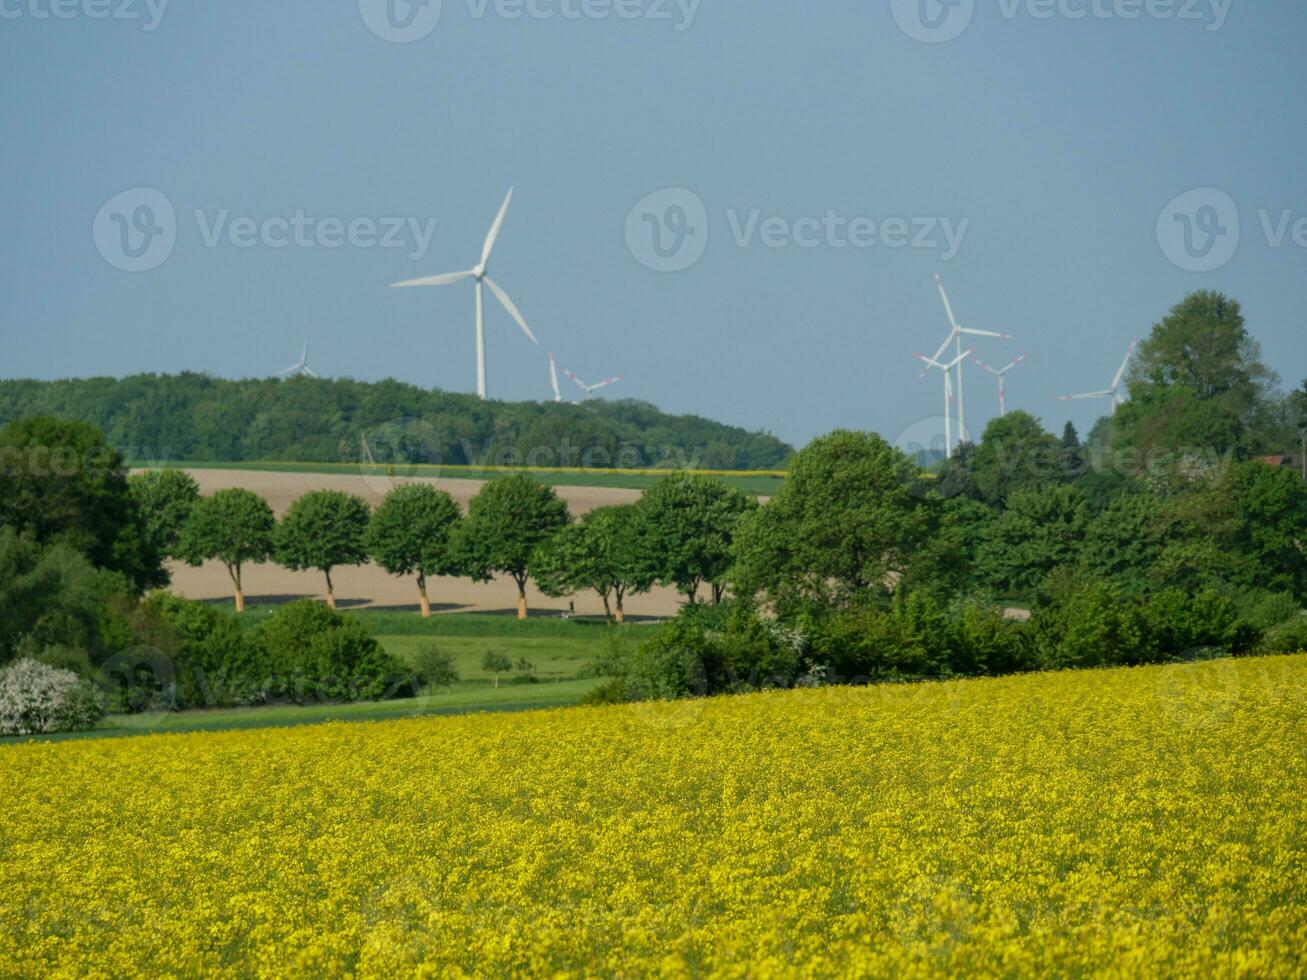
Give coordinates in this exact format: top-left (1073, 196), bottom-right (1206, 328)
top-left (0, 374), bottom-right (794, 472)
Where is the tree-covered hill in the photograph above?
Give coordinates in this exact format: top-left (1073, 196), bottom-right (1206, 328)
top-left (0, 374), bottom-right (793, 471)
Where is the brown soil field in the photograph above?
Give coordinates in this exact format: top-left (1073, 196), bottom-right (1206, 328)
top-left (157, 469), bottom-right (692, 617)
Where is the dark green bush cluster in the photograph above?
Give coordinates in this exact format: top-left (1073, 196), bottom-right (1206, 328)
top-left (610, 587), bottom-right (1264, 703)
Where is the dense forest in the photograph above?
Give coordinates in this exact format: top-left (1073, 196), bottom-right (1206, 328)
top-left (0, 374), bottom-right (793, 471)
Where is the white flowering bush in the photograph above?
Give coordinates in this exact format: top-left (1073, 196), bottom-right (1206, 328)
top-left (0, 659), bottom-right (104, 736)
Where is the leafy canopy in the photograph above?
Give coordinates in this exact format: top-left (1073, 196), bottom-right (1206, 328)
top-left (274, 491), bottom-right (372, 578)
top-left (368, 484), bottom-right (462, 580)
top-left (637, 473), bottom-right (757, 601)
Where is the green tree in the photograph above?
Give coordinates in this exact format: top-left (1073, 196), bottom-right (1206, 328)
top-left (1112, 291), bottom-right (1278, 460)
top-left (459, 475), bottom-right (570, 620)
top-left (1078, 492), bottom-right (1167, 594)
top-left (970, 411), bottom-right (1063, 506)
top-left (367, 484), bottom-right (462, 618)
top-left (0, 529), bottom-right (106, 666)
top-left (975, 484), bottom-right (1089, 598)
top-left (731, 431), bottom-right (935, 612)
top-left (638, 474), bottom-right (758, 604)
top-left (274, 491), bottom-right (372, 610)
top-left (531, 505), bottom-right (657, 621)
top-left (128, 469), bottom-right (201, 565)
top-left (1291, 379), bottom-right (1307, 481)
top-left (410, 645), bottom-right (459, 693)
top-left (481, 650), bottom-right (513, 687)
top-left (0, 416), bottom-right (163, 592)
top-left (1060, 422), bottom-right (1086, 479)
top-left (177, 489), bottom-right (276, 613)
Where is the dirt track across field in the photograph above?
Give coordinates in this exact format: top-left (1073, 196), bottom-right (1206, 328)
top-left (159, 469), bottom-right (692, 617)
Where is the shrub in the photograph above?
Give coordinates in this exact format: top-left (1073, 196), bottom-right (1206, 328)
top-left (0, 658), bottom-right (104, 735)
top-left (1260, 616), bottom-right (1307, 655)
top-left (410, 646), bottom-right (459, 692)
top-left (252, 601), bottom-right (411, 704)
top-left (1235, 591), bottom-right (1302, 631)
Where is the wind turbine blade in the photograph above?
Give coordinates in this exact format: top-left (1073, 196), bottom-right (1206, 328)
top-left (934, 274), bottom-right (960, 331)
top-left (1060, 392), bottom-right (1113, 401)
top-left (302, 339), bottom-right (309, 362)
top-left (1112, 340), bottom-right (1137, 390)
top-left (549, 353), bottom-right (562, 402)
top-left (913, 353), bottom-right (940, 378)
top-left (958, 327), bottom-right (1014, 340)
top-left (943, 347), bottom-right (974, 371)
top-left (482, 276), bottom-right (538, 345)
top-left (563, 368), bottom-right (589, 393)
top-left (303, 367), bottom-right (319, 379)
top-left (1002, 355), bottom-right (1027, 374)
top-left (928, 334), bottom-right (955, 365)
top-left (275, 365), bottom-right (296, 377)
top-left (971, 357), bottom-right (1001, 376)
top-left (591, 377), bottom-right (623, 391)
top-left (392, 270), bottom-right (474, 288)
top-left (481, 187), bottom-right (514, 266)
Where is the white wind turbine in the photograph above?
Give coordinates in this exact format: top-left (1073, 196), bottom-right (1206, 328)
top-left (548, 352), bottom-right (562, 403)
top-left (914, 347), bottom-right (974, 460)
top-left (276, 339), bottom-right (317, 378)
top-left (1059, 340), bottom-right (1137, 413)
top-left (391, 188), bottom-right (538, 400)
top-left (972, 354), bottom-right (1026, 416)
top-left (927, 274), bottom-right (1012, 451)
top-left (563, 367), bottom-right (623, 401)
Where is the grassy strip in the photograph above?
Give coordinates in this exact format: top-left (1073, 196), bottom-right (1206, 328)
top-left (19, 679), bottom-right (603, 743)
top-left (150, 459), bottom-right (786, 495)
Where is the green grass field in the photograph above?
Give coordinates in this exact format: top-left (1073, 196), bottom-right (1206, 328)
top-left (160, 459), bottom-right (786, 495)
top-left (22, 611), bottom-right (633, 743)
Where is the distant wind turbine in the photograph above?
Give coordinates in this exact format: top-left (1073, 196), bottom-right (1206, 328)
top-left (927, 275), bottom-right (1012, 452)
top-left (391, 188), bottom-right (538, 400)
top-left (563, 367), bottom-right (623, 401)
top-left (914, 347), bottom-right (974, 460)
top-left (1060, 340), bottom-right (1137, 412)
top-left (972, 354), bottom-right (1026, 416)
top-left (276, 339), bottom-right (317, 378)
top-left (548, 352), bottom-right (562, 403)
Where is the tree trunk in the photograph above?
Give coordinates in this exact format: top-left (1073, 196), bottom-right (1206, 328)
top-left (601, 592), bottom-right (612, 621)
top-left (516, 579), bottom-right (528, 621)
top-left (325, 570), bottom-right (336, 610)
top-left (614, 590), bottom-right (625, 624)
top-left (417, 575), bottom-right (431, 619)
top-left (229, 564), bottom-right (245, 614)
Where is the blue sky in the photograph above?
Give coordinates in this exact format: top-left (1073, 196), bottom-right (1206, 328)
top-left (1, 0), bottom-right (1303, 450)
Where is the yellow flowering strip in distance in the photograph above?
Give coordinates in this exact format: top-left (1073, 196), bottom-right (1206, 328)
top-left (2, 654), bottom-right (1304, 976)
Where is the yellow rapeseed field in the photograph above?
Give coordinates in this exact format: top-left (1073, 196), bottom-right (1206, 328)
top-left (2, 655), bottom-right (1305, 977)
